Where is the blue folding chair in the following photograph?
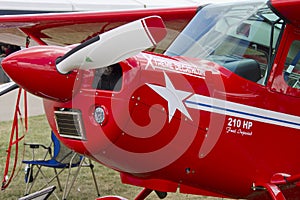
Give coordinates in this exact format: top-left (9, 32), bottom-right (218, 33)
top-left (22, 131), bottom-right (100, 200)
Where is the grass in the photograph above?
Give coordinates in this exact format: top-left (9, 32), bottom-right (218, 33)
top-left (0, 115), bottom-right (221, 200)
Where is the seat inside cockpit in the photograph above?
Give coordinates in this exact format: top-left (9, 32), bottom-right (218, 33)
top-left (208, 54), bottom-right (262, 82)
top-left (92, 63), bottom-right (122, 91)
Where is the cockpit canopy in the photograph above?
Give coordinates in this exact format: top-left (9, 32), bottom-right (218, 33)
top-left (166, 0), bottom-right (284, 84)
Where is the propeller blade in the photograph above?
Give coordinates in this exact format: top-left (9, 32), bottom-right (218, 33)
top-left (56, 16), bottom-right (166, 74)
top-left (0, 81), bottom-right (19, 96)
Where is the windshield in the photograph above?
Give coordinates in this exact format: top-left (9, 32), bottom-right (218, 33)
top-left (165, 1), bottom-right (284, 83)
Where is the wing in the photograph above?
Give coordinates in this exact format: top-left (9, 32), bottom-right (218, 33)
top-left (0, 7), bottom-right (199, 51)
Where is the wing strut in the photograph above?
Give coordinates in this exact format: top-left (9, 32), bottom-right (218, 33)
top-left (21, 28), bottom-right (47, 45)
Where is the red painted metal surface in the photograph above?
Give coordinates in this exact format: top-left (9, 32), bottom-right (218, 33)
top-left (20, 50), bottom-right (300, 199)
top-left (2, 46), bottom-right (78, 101)
top-left (270, 0), bottom-right (300, 25)
top-left (3, 1), bottom-right (300, 200)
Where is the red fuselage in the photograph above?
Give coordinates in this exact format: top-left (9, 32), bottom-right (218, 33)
top-left (3, 46), bottom-right (300, 199)
top-left (3, 1), bottom-right (300, 199)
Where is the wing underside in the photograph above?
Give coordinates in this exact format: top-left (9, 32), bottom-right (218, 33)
top-left (0, 7), bottom-right (198, 51)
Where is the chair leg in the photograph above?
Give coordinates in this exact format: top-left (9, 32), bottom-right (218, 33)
top-left (24, 155), bottom-right (100, 199)
top-left (53, 168), bottom-right (63, 192)
top-left (38, 167), bottom-right (64, 190)
top-left (88, 159), bottom-right (100, 197)
top-left (24, 165), bottom-right (60, 200)
top-left (62, 154), bottom-right (84, 200)
top-left (25, 164), bottom-right (41, 195)
top-left (37, 168), bottom-right (62, 200)
top-left (24, 165), bottom-right (33, 195)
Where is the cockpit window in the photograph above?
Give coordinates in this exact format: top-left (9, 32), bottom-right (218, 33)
top-left (284, 40), bottom-right (300, 89)
top-left (165, 1), bottom-right (284, 84)
top-left (92, 64), bottom-right (122, 91)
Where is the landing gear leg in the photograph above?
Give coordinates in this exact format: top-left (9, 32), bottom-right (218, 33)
top-left (261, 183), bottom-right (286, 200)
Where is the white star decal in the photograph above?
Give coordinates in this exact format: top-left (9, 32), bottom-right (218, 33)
top-left (147, 73), bottom-right (192, 122)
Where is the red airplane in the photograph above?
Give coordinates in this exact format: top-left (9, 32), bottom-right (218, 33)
top-left (1, 0), bottom-right (300, 199)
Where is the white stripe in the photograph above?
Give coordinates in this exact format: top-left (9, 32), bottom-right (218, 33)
top-left (141, 18), bottom-right (156, 46)
top-left (185, 94), bottom-right (300, 130)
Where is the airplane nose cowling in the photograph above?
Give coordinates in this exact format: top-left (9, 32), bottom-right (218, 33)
top-left (1, 46), bottom-right (78, 102)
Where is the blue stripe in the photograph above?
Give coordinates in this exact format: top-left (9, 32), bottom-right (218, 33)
top-left (185, 100), bottom-right (300, 128)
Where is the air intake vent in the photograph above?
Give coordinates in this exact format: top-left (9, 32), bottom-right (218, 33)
top-left (54, 110), bottom-right (86, 140)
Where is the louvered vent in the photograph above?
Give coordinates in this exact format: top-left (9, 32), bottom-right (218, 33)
top-left (54, 110), bottom-right (86, 140)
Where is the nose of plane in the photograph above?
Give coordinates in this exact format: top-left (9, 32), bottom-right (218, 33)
top-left (1, 46), bottom-right (78, 102)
